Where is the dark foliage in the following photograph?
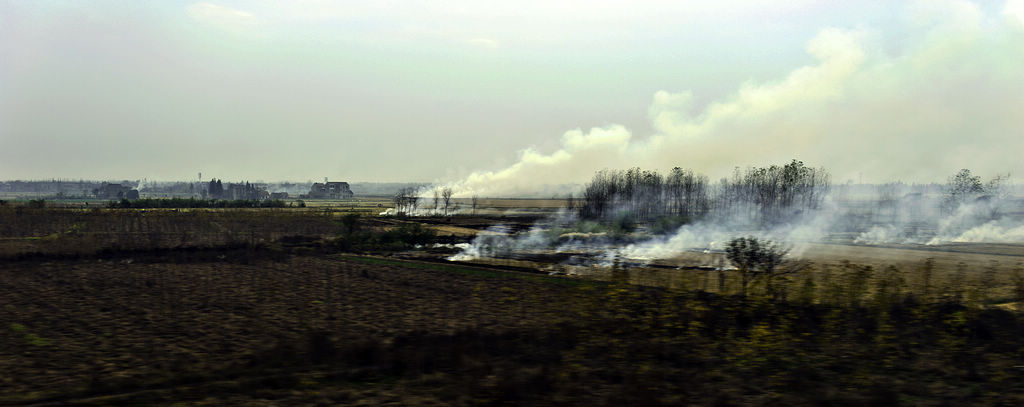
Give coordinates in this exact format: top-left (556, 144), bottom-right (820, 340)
top-left (334, 221), bottom-right (438, 252)
top-left (108, 198), bottom-right (288, 209)
top-left (725, 236), bottom-right (790, 296)
top-left (579, 160), bottom-right (829, 226)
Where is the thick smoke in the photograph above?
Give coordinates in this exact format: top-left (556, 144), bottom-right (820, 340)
top-left (435, 1), bottom-right (1024, 266)
top-left (441, 0), bottom-right (1024, 199)
top-left (447, 199), bottom-right (845, 266)
top-left (448, 167), bottom-right (1023, 266)
top-left (853, 196), bottom-right (1024, 245)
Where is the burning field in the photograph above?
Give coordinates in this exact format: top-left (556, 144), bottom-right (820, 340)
top-left (4, 166), bottom-right (1024, 405)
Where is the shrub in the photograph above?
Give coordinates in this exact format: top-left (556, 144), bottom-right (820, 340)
top-left (339, 213), bottom-right (360, 236)
top-left (725, 236), bottom-right (790, 297)
top-left (378, 223), bottom-right (436, 246)
top-left (649, 216), bottom-right (690, 235)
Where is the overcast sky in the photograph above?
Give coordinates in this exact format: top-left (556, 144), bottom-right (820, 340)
top-left (2, 1), bottom-right (1023, 190)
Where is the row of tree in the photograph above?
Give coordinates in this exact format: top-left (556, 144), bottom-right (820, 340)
top-left (578, 160), bottom-right (830, 225)
top-left (107, 198), bottom-right (288, 209)
top-left (392, 187), bottom-right (420, 214)
top-left (392, 186), bottom-right (464, 216)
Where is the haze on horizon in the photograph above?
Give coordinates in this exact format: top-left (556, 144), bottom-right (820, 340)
top-left (2, 0), bottom-right (1023, 194)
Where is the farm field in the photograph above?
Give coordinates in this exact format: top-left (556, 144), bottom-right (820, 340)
top-left (2, 204), bottom-right (1024, 405)
top-left (7, 1), bottom-right (1024, 404)
top-left (441, 242), bottom-right (1024, 311)
top-left (4, 252), bottom-right (1024, 406)
top-left (0, 254), bottom-right (574, 405)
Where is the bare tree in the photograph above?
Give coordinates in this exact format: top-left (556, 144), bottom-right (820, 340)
top-left (392, 190), bottom-right (405, 214)
top-left (441, 187), bottom-right (453, 216)
top-left (392, 187), bottom-right (420, 215)
top-left (578, 160), bottom-right (827, 225)
top-left (985, 173), bottom-right (1012, 218)
top-left (471, 195), bottom-right (479, 215)
top-left (406, 188), bottom-right (420, 214)
top-left (943, 169), bottom-right (984, 214)
top-left (564, 193), bottom-right (575, 212)
top-left (433, 188), bottom-right (440, 215)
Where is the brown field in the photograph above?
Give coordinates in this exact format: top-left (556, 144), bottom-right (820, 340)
top-left (4, 251), bottom-right (1024, 406)
top-left (3, 204), bottom-right (1024, 405)
top-left (0, 255), bottom-right (577, 405)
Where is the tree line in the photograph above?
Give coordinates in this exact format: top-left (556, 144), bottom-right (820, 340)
top-left (578, 159), bottom-right (830, 225)
top-left (392, 186), bottom-right (457, 216)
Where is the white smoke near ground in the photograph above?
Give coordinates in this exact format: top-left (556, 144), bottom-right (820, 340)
top-left (379, 206), bottom-right (473, 217)
top-left (948, 221), bottom-right (1024, 243)
top-left (854, 225), bottom-right (911, 245)
top-left (448, 209), bottom-right (581, 261)
top-left (927, 198), bottom-right (1024, 244)
top-left (439, 0), bottom-right (1024, 199)
top-left (448, 200), bottom-right (845, 265)
top-left (614, 198), bottom-right (843, 261)
top-left (446, 188), bottom-right (1024, 266)
top-left (849, 186), bottom-right (1024, 245)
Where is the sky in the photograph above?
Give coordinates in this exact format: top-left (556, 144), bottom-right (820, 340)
top-left (1, 0), bottom-right (1023, 194)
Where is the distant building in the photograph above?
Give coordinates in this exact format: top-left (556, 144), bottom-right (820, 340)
top-left (222, 182), bottom-right (268, 200)
top-left (270, 192), bottom-right (289, 200)
top-left (308, 182), bottom-right (354, 199)
top-left (93, 183), bottom-right (139, 200)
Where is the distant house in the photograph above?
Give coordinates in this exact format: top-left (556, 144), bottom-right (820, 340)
top-left (223, 182), bottom-right (268, 200)
top-left (93, 183), bottom-right (139, 200)
top-left (308, 182), bottom-right (354, 199)
top-left (270, 192), bottom-right (289, 200)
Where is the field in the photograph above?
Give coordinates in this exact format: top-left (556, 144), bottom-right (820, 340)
top-left (3, 202), bottom-right (1024, 405)
top-left (1, 255), bottom-right (576, 405)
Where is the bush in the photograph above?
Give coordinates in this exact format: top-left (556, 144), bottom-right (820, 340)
top-left (378, 223), bottom-right (436, 246)
top-left (725, 236), bottom-right (789, 296)
top-left (649, 216), bottom-right (690, 235)
top-left (333, 222), bottom-right (438, 252)
top-left (609, 212), bottom-right (636, 236)
top-left (339, 213), bottom-right (360, 236)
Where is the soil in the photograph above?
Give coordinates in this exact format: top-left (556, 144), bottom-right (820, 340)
top-left (0, 254), bottom-right (573, 406)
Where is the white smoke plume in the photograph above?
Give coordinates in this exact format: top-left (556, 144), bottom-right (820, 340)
top-left (436, 1), bottom-right (1024, 266)
top-left (441, 0), bottom-right (1024, 199)
top-left (447, 186), bottom-right (1024, 265)
top-left (851, 183), bottom-right (1024, 245)
top-left (947, 221), bottom-right (1024, 243)
top-left (446, 173), bottom-right (1024, 262)
top-left (448, 199), bottom-right (846, 264)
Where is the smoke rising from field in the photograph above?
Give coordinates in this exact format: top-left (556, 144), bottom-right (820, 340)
top-left (853, 194), bottom-right (1024, 245)
top-left (449, 197), bottom-right (1024, 267)
top-left (442, 0), bottom-right (1024, 198)
top-left (447, 173), bottom-right (1024, 266)
top-left (436, 1), bottom-right (1024, 265)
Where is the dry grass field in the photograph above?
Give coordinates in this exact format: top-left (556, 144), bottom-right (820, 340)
top-left (4, 252), bottom-right (1024, 406)
top-left (0, 255), bottom-right (579, 405)
top-left (3, 203), bottom-right (1024, 405)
